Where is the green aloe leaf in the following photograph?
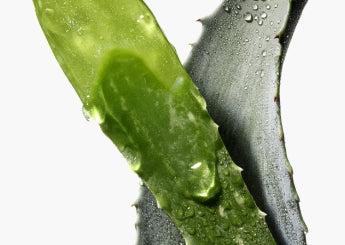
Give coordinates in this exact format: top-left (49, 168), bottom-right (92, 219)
top-left (33, 0), bottom-right (276, 244)
top-left (184, 0), bottom-right (308, 244)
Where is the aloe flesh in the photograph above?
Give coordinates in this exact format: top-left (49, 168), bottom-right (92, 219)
top-left (33, 0), bottom-right (276, 244)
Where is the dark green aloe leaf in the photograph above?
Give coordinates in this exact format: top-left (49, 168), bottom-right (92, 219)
top-left (135, 184), bottom-right (185, 245)
top-left (184, 0), bottom-right (308, 244)
top-left (136, 184), bottom-right (186, 245)
top-left (279, 0), bottom-right (308, 64)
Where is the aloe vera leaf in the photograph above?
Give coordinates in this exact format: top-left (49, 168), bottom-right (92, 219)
top-left (33, 0), bottom-right (185, 105)
top-left (33, 0), bottom-right (276, 244)
top-left (135, 184), bottom-right (185, 245)
top-left (184, 0), bottom-right (308, 244)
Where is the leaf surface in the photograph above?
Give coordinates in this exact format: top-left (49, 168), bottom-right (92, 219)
top-left (33, 0), bottom-right (276, 244)
top-left (185, 0), bottom-right (308, 244)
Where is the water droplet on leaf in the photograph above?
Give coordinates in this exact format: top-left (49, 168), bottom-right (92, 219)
top-left (185, 206), bottom-right (195, 218)
top-left (223, 5), bottom-right (231, 13)
top-left (82, 106), bottom-right (91, 121)
top-left (244, 13), bottom-right (253, 23)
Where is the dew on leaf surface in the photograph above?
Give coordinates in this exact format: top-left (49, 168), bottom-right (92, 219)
top-left (244, 13), bottom-right (253, 23)
top-left (223, 5), bottom-right (231, 13)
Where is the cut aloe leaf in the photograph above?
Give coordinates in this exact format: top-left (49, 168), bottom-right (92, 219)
top-left (33, 0), bottom-right (276, 244)
top-left (185, 0), bottom-right (308, 244)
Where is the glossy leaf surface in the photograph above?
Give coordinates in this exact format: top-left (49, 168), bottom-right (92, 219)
top-left (185, 0), bottom-right (308, 244)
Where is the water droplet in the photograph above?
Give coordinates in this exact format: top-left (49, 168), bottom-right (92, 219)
top-left (185, 206), bottom-right (195, 218)
top-left (82, 106), bottom-right (91, 121)
top-left (261, 12), bottom-right (267, 19)
top-left (262, 50), bottom-right (267, 57)
top-left (175, 207), bottom-right (185, 220)
top-left (265, 36), bottom-right (270, 41)
top-left (244, 13), bottom-right (253, 23)
top-left (258, 20), bottom-right (263, 26)
top-left (45, 8), bottom-right (54, 14)
top-left (274, 4), bottom-right (278, 8)
top-left (191, 162), bottom-right (202, 169)
top-left (253, 4), bottom-right (259, 10)
top-left (236, 4), bottom-right (242, 10)
top-left (223, 5), bottom-right (231, 13)
top-left (87, 105), bottom-right (105, 124)
top-left (234, 192), bottom-right (245, 206)
top-left (266, 4), bottom-right (271, 10)
top-left (255, 69), bottom-right (264, 77)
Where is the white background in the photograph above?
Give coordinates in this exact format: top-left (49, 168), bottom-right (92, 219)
top-left (0, 1), bottom-right (344, 244)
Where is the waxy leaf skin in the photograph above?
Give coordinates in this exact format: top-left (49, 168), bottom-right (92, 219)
top-left (33, 0), bottom-right (276, 244)
top-left (185, 0), bottom-right (308, 244)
